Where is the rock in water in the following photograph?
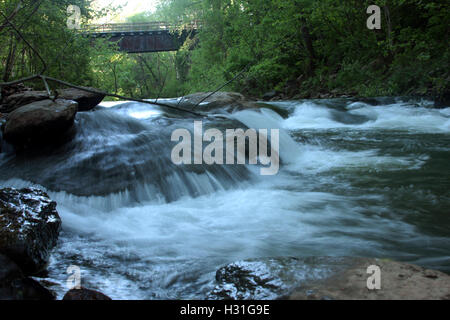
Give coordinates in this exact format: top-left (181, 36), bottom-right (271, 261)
top-left (63, 288), bottom-right (112, 300)
top-left (0, 91), bottom-right (49, 113)
top-left (0, 188), bottom-right (61, 275)
top-left (0, 253), bottom-right (55, 300)
top-left (209, 257), bottom-right (350, 300)
top-left (2, 99), bottom-right (78, 149)
top-left (56, 87), bottom-right (105, 112)
top-left (0, 87), bottom-right (104, 113)
top-left (177, 92), bottom-right (255, 112)
top-left (177, 91), bottom-right (288, 117)
top-left (262, 91), bottom-right (281, 101)
top-left (210, 257), bottom-right (450, 300)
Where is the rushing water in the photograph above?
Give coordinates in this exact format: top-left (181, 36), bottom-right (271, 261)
top-left (0, 97), bottom-right (449, 299)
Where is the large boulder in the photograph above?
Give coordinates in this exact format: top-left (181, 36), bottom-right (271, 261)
top-left (0, 83), bottom-right (30, 100)
top-left (0, 253), bottom-right (55, 300)
top-left (177, 92), bottom-right (289, 117)
top-left (56, 87), bottom-right (105, 112)
top-left (0, 91), bottom-right (49, 113)
top-left (2, 99), bottom-right (78, 149)
top-left (62, 287), bottom-right (112, 300)
top-left (0, 188), bottom-right (62, 275)
top-left (262, 90), bottom-right (281, 101)
top-left (178, 92), bottom-right (258, 112)
top-left (0, 86), bottom-right (104, 113)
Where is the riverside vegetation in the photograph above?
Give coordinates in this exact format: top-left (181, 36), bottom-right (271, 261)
top-left (0, 0), bottom-right (449, 103)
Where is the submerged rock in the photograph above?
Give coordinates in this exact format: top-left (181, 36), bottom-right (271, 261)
top-left (62, 287), bottom-right (112, 300)
top-left (0, 253), bottom-right (55, 300)
top-left (290, 258), bottom-right (450, 300)
top-left (2, 99), bottom-right (78, 149)
top-left (0, 188), bottom-right (61, 275)
top-left (56, 87), bottom-right (105, 112)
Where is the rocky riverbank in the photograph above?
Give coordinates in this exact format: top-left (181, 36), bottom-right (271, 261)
top-left (209, 257), bottom-right (450, 300)
top-left (0, 85), bottom-right (105, 152)
top-left (260, 82), bottom-right (450, 109)
top-left (0, 187), bottom-right (60, 299)
top-left (0, 187), bottom-right (111, 300)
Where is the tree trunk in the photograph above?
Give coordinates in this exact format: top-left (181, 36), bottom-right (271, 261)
top-left (300, 18), bottom-right (315, 75)
top-left (3, 34), bottom-right (18, 82)
top-left (384, 5), bottom-right (393, 49)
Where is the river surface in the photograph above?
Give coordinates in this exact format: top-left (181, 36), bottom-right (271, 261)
top-left (0, 97), bottom-right (449, 299)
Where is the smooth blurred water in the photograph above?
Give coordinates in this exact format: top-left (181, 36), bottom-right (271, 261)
top-left (0, 97), bottom-right (449, 299)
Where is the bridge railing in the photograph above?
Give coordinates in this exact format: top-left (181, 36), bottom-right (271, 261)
top-left (80, 21), bottom-right (201, 34)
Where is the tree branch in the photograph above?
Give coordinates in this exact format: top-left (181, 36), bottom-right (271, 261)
top-left (42, 76), bottom-right (203, 116)
top-left (192, 64), bottom-right (249, 109)
top-left (0, 5), bottom-right (202, 117)
top-left (0, 0), bottom-right (22, 34)
top-left (0, 9), bottom-right (47, 74)
top-left (0, 74), bottom-right (203, 116)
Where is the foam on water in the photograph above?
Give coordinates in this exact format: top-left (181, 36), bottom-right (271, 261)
top-left (281, 100), bottom-right (450, 133)
top-left (1, 175), bottom-right (421, 299)
top-left (232, 108), bottom-right (302, 163)
top-left (1, 97), bottom-right (449, 299)
top-left (288, 146), bottom-right (428, 174)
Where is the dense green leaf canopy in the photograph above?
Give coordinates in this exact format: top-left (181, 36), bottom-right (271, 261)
top-left (0, 0), bottom-right (448, 99)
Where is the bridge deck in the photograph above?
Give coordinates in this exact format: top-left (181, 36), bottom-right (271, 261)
top-left (80, 22), bottom-right (199, 53)
top-left (81, 21), bottom-right (199, 34)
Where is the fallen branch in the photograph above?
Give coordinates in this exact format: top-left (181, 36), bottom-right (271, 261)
top-left (0, 8), bottom-right (202, 117)
top-left (40, 75), bottom-right (53, 99)
top-left (192, 64), bottom-right (250, 109)
top-left (0, 74), bottom-right (203, 116)
top-left (0, 74), bottom-right (39, 87)
top-left (43, 76), bottom-right (203, 116)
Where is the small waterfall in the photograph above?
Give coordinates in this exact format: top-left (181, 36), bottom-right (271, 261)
top-left (1, 97), bottom-right (449, 299)
top-left (0, 102), bottom-right (258, 207)
top-left (232, 108), bottom-right (302, 164)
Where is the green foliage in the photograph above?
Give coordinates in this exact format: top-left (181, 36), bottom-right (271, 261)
top-left (1, 0), bottom-right (448, 100)
top-left (0, 0), bottom-right (97, 86)
top-left (156, 0), bottom-right (449, 98)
